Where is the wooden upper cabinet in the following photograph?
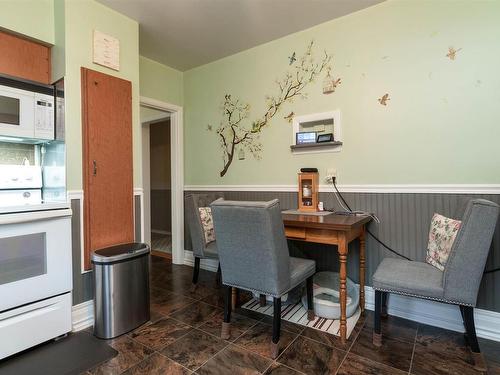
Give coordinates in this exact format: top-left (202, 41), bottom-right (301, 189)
top-left (0, 31), bottom-right (51, 84)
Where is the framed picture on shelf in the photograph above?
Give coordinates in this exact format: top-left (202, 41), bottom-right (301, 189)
top-left (317, 133), bottom-right (334, 143)
top-left (296, 131), bottom-right (317, 145)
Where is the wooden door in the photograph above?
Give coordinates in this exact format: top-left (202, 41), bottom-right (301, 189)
top-left (82, 68), bottom-right (134, 270)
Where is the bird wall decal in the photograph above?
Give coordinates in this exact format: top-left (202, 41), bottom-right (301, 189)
top-left (446, 47), bottom-right (462, 60)
top-left (284, 112), bottom-right (295, 123)
top-left (378, 93), bottom-right (390, 106)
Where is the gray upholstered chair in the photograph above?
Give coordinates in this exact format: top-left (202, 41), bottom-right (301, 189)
top-left (185, 193), bottom-right (224, 291)
top-left (372, 199), bottom-right (499, 371)
top-left (211, 198), bottom-right (316, 359)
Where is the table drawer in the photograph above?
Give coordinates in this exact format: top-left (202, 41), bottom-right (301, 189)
top-left (284, 226), bottom-right (306, 239)
top-left (306, 229), bottom-right (338, 244)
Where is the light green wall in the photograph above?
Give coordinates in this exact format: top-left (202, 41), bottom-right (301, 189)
top-left (64, 0), bottom-right (140, 190)
top-left (0, 0), bottom-right (54, 44)
top-left (184, 0), bottom-right (500, 186)
top-left (0, 0), bottom-right (181, 191)
top-left (51, 0), bottom-right (65, 81)
top-left (140, 56), bottom-right (183, 106)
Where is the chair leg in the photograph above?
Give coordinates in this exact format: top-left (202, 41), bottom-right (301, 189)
top-left (259, 294), bottom-right (267, 307)
top-left (221, 285), bottom-right (232, 340)
top-left (381, 291), bottom-right (389, 318)
top-left (373, 290), bottom-right (382, 347)
top-left (215, 263), bottom-right (222, 288)
top-left (191, 257), bottom-right (200, 292)
top-left (459, 305), bottom-right (468, 345)
top-left (462, 306), bottom-right (487, 372)
top-left (306, 275), bottom-right (315, 321)
top-left (270, 297), bottom-right (281, 359)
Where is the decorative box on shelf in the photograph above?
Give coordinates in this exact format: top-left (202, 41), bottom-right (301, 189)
top-left (291, 110), bottom-right (342, 154)
top-left (298, 172), bottom-right (319, 212)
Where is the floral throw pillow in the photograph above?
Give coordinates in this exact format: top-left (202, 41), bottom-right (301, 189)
top-left (426, 213), bottom-right (461, 271)
top-left (199, 207), bottom-right (215, 245)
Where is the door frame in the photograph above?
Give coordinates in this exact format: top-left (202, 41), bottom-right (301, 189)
top-left (140, 96), bottom-right (184, 265)
top-left (141, 114), bottom-right (171, 251)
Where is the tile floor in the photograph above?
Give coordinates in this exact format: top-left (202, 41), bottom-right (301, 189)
top-left (83, 256), bottom-right (500, 374)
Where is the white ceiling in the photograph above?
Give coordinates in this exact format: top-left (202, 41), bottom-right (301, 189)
top-left (97, 0), bottom-right (384, 71)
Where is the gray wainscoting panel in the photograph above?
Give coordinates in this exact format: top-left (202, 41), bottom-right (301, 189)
top-left (71, 196), bottom-right (144, 306)
top-left (71, 199), bottom-right (93, 305)
top-left (151, 189), bottom-right (171, 232)
top-left (184, 190), bottom-right (500, 312)
top-left (134, 194), bottom-right (142, 242)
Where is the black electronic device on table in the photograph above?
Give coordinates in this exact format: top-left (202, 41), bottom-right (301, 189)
top-left (300, 168), bottom-right (318, 173)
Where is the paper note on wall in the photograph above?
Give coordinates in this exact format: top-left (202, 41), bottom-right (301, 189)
top-left (93, 30), bottom-right (120, 71)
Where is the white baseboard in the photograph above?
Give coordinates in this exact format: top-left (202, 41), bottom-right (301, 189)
top-left (183, 250), bottom-right (219, 272)
top-left (182, 250), bottom-right (500, 342)
top-left (363, 286), bottom-right (500, 342)
top-left (70, 252), bottom-right (215, 333)
top-left (71, 300), bottom-right (94, 332)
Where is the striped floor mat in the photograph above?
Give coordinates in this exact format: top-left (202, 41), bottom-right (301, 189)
top-left (151, 233), bottom-right (172, 253)
top-left (242, 298), bottom-right (361, 338)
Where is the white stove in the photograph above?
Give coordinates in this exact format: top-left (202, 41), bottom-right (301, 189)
top-left (0, 165), bottom-right (68, 213)
top-left (0, 165), bottom-right (42, 208)
top-left (0, 165), bottom-right (42, 189)
top-left (0, 189), bottom-right (42, 206)
top-left (0, 164), bottom-right (72, 359)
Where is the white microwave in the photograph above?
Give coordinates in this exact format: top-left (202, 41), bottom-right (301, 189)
top-left (0, 76), bottom-right (55, 140)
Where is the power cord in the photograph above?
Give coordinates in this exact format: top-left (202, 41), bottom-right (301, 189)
top-left (484, 267), bottom-right (499, 274)
top-left (329, 178), bottom-right (499, 274)
top-left (330, 179), bottom-right (410, 260)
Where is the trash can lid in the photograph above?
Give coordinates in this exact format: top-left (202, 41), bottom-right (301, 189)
top-left (91, 242), bottom-right (150, 263)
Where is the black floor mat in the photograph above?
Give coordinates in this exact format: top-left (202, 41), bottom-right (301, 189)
top-left (0, 331), bottom-right (117, 375)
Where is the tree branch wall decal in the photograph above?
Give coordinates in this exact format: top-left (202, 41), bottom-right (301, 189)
top-left (211, 40), bottom-right (332, 177)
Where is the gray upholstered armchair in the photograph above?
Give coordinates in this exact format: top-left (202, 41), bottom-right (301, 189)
top-left (372, 199), bottom-right (499, 371)
top-left (185, 193), bottom-right (224, 291)
top-left (211, 199), bottom-right (316, 359)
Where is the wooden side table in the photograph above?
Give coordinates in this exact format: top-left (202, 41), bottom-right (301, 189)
top-left (282, 212), bottom-right (371, 343)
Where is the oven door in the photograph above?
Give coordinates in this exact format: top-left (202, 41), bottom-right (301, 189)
top-left (0, 86), bottom-right (35, 139)
top-left (0, 209), bottom-right (72, 312)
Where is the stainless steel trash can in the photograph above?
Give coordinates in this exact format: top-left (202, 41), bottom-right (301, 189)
top-left (92, 242), bottom-right (150, 339)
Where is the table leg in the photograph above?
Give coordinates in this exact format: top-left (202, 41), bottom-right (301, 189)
top-left (231, 287), bottom-right (237, 310)
top-left (339, 236), bottom-right (348, 344)
top-left (359, 229), bottom-right (366, 313)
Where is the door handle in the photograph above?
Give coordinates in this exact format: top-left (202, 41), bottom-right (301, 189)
top-left (93, 160), bottom-right (97, 176)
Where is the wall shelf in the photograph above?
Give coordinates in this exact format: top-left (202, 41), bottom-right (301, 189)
top-left (290, 141), bottom-right (343, 151)
top-left (291, 110), bottom-right (342, 154)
